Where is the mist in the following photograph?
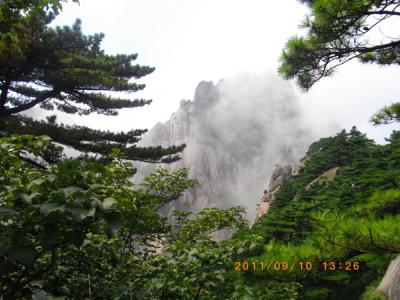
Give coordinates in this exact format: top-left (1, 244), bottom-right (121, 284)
top-left (136, 72), bottom-right (336, 219)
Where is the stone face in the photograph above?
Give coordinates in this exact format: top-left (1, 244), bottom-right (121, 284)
top-left (135, 75), bottom-right (314, 219)
top-left (261, 186), bottom-right (281, 204)
top-left (377, 255), bottom-right (400, 300)
top-left (193, 81), bottom-right (219, 110)
top-left (269, 165), bottom-right (292, 191)
top-left (306, 167), bottom-right (341, 189)
top-left (253, 165), bottom-right (292, 224)
top-left (258, 201), bottom-right (271, 216)
top-left (252, 162), bottom-right (342, 224)
top-left (292, 154), bottom-right (310, 177)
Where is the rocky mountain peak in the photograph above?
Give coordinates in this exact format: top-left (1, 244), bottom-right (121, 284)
top-left (269, 165), bottom-right (293, 192)
top-left (193, 81), bottom-right (219, 111)
top-left (136, 74), bottom-right (316, 220)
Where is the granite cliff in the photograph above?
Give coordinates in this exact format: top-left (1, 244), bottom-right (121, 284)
top-left (253, 164), bottom-right (293, 224)
top-left (135, 73), bottom-right (316, 219)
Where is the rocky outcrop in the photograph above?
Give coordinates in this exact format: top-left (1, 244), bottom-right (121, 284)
top-left (252, 161), bottom-right (342, 223)
top-left (269, 165), bottom-right (292, 191)
top-left (377, 255), bottom-right (400, 300)
top-left (253, 165), bottom-right (293, 224)
top-left (305, 167), bottom-right (341, 190)
top-left (290, 166), bottom-right (341, 202)
top-left (292, 155), bottom-right (310, 177)
top-left (135, 74), bottom-right (315, 220)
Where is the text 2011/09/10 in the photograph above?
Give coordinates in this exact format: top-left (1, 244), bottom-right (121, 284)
top-left (234, 261), bottom-right (361, 272)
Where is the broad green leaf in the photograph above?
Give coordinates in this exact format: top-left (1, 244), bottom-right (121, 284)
top-left (27, 178), bottom-right (45, 189)
top-left (64, 231), bottom-right (86, 249)
top-left (62, 186), bottom-right (83, 198)
top-left (0, 207), bottom-right (17, 218)
top-left (9, 246), bottom-right (38, 266)
top-left (104, 213), bottom-right (122, 235)
top-left (69, 207), bottom-right (96, 222)
top-left (39, 226), bottom-right (59, 250)
top-left (102, 197), bottom-right (117, 210)
top-left (40, 203), bottom-right (65, 216)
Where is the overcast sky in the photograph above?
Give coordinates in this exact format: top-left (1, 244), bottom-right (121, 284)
top-left (46, 0), bottom-right (400, 144)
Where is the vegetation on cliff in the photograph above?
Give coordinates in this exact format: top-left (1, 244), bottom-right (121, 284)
top-left (233, 127), bottom-right (400, 299)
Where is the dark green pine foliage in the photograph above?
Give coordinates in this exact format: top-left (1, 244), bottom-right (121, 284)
top-left (252, 127), bottom-right (390, 244)
top-left (279, 0), bottom-right (400, 90)
top-left (0, 1), bottom-right (183, 162)
top-left (371, 103), bottom-right (400, 125)
top-left (253, 200), bottom-right (313, 243)
top-left (386, 130), bottom-right (400, 167)
top-left (236, 127), bottom-right (400, 299)
top-left (0, 116), bottom-right (184, 163)
top-left (279, 0), bottom-right (400, 128)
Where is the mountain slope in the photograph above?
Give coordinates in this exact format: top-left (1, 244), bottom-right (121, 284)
top-left (234, 128), bottom-right (400, 299)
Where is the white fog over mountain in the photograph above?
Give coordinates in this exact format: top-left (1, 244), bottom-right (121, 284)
top-left (135, 72), bottom-right (337, 219)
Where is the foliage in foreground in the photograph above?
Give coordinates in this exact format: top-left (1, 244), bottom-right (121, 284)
top-left (0, 134), bottom-right (253, 299)
top-left (1, 127), bottom-right (399, 299)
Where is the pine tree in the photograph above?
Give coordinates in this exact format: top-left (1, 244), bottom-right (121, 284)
top-left (0, 0), bottom-right (184, 162)
top-left (279, 0), bottom-right (400, 90)
top-left (278, 0), bottom-right (400, 126)
top-left (371, 103), bottom-right (400, 125)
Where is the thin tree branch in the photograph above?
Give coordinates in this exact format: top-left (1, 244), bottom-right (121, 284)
top-left (0, 89), bottom-right (60, 117)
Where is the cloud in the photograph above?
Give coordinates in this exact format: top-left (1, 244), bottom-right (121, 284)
top-left (137, 72), bottom-right (336, 219)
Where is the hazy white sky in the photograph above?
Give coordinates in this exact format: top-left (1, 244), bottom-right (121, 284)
top-left (47, 0), bottom-right (400, 144)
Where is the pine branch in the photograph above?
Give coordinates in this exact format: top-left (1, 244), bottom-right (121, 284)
top-left (0, 89), bottom-right (60, 117)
